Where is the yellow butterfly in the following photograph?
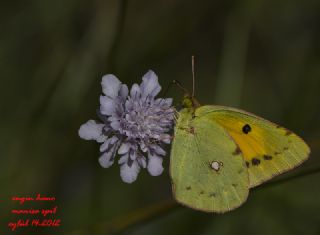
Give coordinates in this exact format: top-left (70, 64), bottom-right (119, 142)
top-left (170, 62), bottom-right (310, 213)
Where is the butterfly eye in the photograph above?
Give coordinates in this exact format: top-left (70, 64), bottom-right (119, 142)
top-left (242, 124), bottom-right (251, 134)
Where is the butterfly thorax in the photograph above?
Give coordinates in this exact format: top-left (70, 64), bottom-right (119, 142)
top-left (176, 96), bottom-right (201, 129)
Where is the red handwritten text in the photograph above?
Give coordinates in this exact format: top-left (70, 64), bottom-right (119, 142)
top-left (8, 194), bottom-right (60, 232)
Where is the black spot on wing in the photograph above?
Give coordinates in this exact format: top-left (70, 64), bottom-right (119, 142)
top-left (252, 158), bottom-right (261, 166)
top-left (263, 155), bottom-right (273, 160)
top-left (242, 124), bottom-right (251, 134)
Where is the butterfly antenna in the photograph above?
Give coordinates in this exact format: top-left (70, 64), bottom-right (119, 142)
top-left (192, 55), bottom-right (195, 97)
top-left (172, 80), bottom-right (189, 95)
top-left (162, 81), bottom-right (172, 97)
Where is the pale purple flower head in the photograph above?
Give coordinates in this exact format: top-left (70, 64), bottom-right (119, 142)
top-left (79, 70), bottom-right (175, 183)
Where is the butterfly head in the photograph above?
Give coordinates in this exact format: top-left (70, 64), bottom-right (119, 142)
top-left (172, 80), bottom-right (200, 109)
top-left (182, 94), bottom-right (200, 109)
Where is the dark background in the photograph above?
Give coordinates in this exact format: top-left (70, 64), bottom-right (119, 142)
top-left (1, 0), bottom-right (320, 234)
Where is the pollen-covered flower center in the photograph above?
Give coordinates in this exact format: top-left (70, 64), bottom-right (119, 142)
top-left (121, 98), bottom-right (167, 140)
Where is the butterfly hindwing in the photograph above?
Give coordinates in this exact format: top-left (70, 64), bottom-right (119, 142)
top-left (197, 105), bottom-right (310, 188)
top-left (170, 108), bottom-right (249, 212)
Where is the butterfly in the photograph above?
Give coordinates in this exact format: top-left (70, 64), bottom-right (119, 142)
top-left (169, 65), bottom-right (310, 213)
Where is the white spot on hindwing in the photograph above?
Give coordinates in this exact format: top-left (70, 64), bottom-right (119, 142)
top-left (211, 161), bottom-right (223, 171)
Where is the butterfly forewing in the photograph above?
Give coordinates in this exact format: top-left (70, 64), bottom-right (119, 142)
top-left (197, 105), bottom-right (310, 188)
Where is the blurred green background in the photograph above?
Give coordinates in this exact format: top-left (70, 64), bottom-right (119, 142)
top-left (1, 0), bottom-right (320, 234)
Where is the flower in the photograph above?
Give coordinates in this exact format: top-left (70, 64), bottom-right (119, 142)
top-left (79, 70), bottom-right (175, 183)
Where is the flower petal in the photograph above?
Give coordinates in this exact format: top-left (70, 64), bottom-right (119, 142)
top-left (96, 109), bottom-right (109, 124)
top-left (129, 150), bottom-right (137, 160)
top-left (164, 98), bottom-right (173, 106)
top-left (119, 84), bottom-right (129, 99)
top-left (120, 161), bottom-right (140, 183)
top-left (140, 70), bottom-right (161, 97)
top-left (110, 121), bottom-right (120, 130)
top-left (101, 74), bottom-right (121, 98)
top-left (100, 136), bottom-right (119, 152)
top-left (137, 156), bottom-right (147, 168)
top-left (118, 142), bottom-right (130, 155)
top-left (99, 151), bottom-right (114, 168)
top-left (139, 142), bottom-right (148, 152)
top-left (147, 155), bottom-right (163, 176)
top-left (100, 96), bottom-right (116, 115)
top-left (100, 138), bottom-right (111, 152)
top-left (152, 145), bottom-right (166, 156)
top-left (110, 136), bottom-right (119, 144)
top-left (96, 135), bottom-right (107, 143)
top-left (130, 83), bottom-right (141, 98)
top-left (118, 153), bottom-right (129, 164)
top-left (160, 134), bottom-right (171, 144)
top-left (78, 120), bottom-right (104, 141)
